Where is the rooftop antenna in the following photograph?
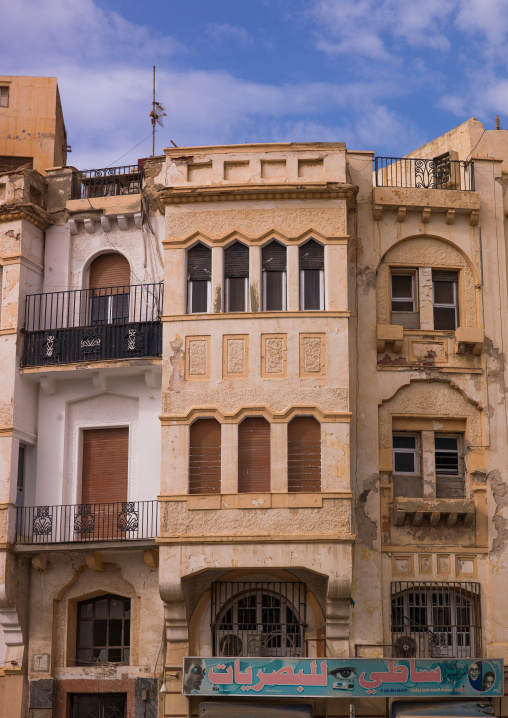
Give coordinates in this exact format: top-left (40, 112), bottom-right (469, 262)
top-left (496, 115), bottom-right (501, 130)
top-left (150, 66), bottom-right (167, 157)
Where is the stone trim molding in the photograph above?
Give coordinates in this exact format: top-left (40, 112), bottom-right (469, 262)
top-left (162, 227), bottom-right (349, 248)
top-left (160, 406), bottom-right (351, 424)
top-left (159, 183), bottom-right (358, 206)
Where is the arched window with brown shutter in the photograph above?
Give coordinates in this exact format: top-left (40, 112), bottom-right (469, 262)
top-left (189, 419), bottom-right (221, 494)
top-left (262, 240), bottom-right (286, 311)
top-left (238, 417), bottom-right (270, 492)
top-left (225, 241), bottom-right (249, 312)
top-left (288, 416), bottom-right (321, 492)
top-left (88, 252), bottom-right (131, 324)
top-left (187, 243), bottom-right (211, 313)
top-left (299, 239), bottom-right (324, 310)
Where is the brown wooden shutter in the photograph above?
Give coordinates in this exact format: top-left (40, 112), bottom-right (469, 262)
top-left (89, 253), bottom-right (130, 289)
top-left (299, 240), bottom-right (324, 270)
top-left (189, 419), bottom-right (221, 494)
top-left (288, 417), bottom-right (321, 492)
top-left (188, 244), bottom-right (211, 280)
top-left (262, 241), bottom-right (287, 271)
top-left (225, 242), bottom-right (249, 278)
top-left (238, 418), bottom-right (270, 492)
top-left (81, 428), bottom-right (128, 504)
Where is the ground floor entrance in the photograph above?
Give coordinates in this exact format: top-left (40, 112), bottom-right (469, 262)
top-left (70, 692), bottom-right (127, 718)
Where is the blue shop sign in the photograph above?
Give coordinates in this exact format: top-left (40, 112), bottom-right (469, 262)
top-left (182, 657), bottom-right (503, 698)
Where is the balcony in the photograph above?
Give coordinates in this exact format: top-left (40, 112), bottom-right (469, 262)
top-left (71, 165), bottom-right (143, 199)
top-left (22, 282), bottom-right (163, 367)
top-left (16, 500), bottom-right (159, 545)
top-left (374, 156), bottom-right (474, 191)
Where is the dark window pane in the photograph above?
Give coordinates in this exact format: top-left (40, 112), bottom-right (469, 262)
top-left (95, 599), bottom-right (109, 618)
top-left (394, 452), bottom-right (416, 473)
top-left (124, 620), bottom-right (130, 646)
top-left (391, 275), bottom-right (413, 299)
top-left (93, 619), bottom-right (108, 646)
top-left (190, 281), bottom-right (208, 313)
top-left (434, 306), bottom-right (456, 330)
top-left (123, 648), bottom-right (130, 663)
top-left (77, 648), bottom-right (92, 663)
top-left (393, 436), bottom-right (416, 449)
top-left (434, 281), bottom-right (455, 305)
top-left (109, 619), bottom-right (122, 646)
top-left (302, 269), bottom-right (321, 310)
top-left (227, 277), bottom-right (246, 311)
top-left (392, 301), bottom-right (415, 312)
top-left (111, 293), bottom-right (129, 322)
top-left (90, 295), bottom-right (108, 324)
top-left (435, 437), bottom-right (458, 451)
top-left (94, 647), bottom-right (108, 662)
top-left (264, 271), bottom-right (284, 310)
top-left (80, 603), bottom-right (93, 618)
top-left (78, 620), bottom-right (93, 648)
top-left (110, 599), bottom-right (125, 618)
top-left (108, 648), bottom-right (122, 662)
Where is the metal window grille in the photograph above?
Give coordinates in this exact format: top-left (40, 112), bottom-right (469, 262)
top-left (211, 582), bottom-right (306, 658)
top-left (391, 581), bottom-right (481, 659)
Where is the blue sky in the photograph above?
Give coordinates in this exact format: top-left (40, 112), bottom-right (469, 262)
top-left (2, 0), bottom-right (508, 169)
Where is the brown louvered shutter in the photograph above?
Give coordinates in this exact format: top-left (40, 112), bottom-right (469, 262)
top-left (225, 242), bottom-right (249, 277)
top-left (81, 428), bottom-right (128, 504)
top-left (262, 241), bottom-right (287, 271)
top-left (299, 240), bottom-right (324, 269)
top-left (188, 244), bottom-right (212, 280)
top-left (189, 419), bottom-right (221, 494)
top-left (288, 417), bottom-right (321, 492)
top-left (89, 253), bottom-right (130, 289)
top-left (238, 418), bottom-right (270, 492)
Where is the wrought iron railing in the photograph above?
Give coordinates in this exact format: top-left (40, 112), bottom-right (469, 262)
top-left (16, 500), bottom-right (159, 544)
top-left (391, 581), bottom-right (481, 659)
top-left (23, 282), bottom-right (163, 366)
top-left (71, 165), bottom-right (143, 199)
top-left (211, 581), bottom-right (306, 657)
top-left (374, 157), bottom-right (475, 191)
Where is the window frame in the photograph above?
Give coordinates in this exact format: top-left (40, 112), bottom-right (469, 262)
top-left (434, 434), bottom-right (462, 477)
top-left (299, 268), bottom-right (324, 311)
top-left (187, 279), bottom-right (211, 314)
top-left (390, 269), bottom-right (417, 313)
top-left (0, 86), bottom-right (9, 108)
top-left (76, 594), bottom-right (131, 666)
top-left (432, 270), bottom-right (459, 330)
top-left (392, 433), bottom-right (419, 476)
top-left (225, 276), bottom-right (249, 312)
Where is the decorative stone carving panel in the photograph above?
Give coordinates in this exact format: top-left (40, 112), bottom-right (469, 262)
top-left (223, 335), bottom-right (248, 379)
top-left (261, 334), bottom-right (286, 378)
top-left (300, 333), bottom-right (326, 377)
top-left (185, 336), bottom-right (210, 380)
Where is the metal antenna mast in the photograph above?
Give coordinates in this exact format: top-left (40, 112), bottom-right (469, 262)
top-left (152, 65), bottom-right (156, 157)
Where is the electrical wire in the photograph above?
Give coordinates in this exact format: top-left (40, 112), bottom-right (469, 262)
top-left (107, 131), bottom-right (154, 168)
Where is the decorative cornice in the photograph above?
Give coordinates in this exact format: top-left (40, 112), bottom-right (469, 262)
top-left (162, 227), bottom-right (349, 248)
top-left (160, 406), bottom-right (352, 424)
top-left (0, 203), bottom-right (53, 230)
top-left (158, 182), bottom-right (358, 206)
top-left (161, 310), bottom-right (350, 322)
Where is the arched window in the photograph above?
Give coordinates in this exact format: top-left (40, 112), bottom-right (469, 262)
top-left (76, 594), bottom-right (131, 665)
top-left (391, 581), bottom-right (480, 659)
top-left (225, 242), bottom-right (249, 312)
top-left (212, 581), bottom-right (305, 657)
top-left (288, 417), bottom-right (321, 492)
top-left (89, 252), bottom-right (130, 325)
top-left (262, 241), bottom-right (286, 310)
top-left (299, 240), bottom-right (324, 310)
top-left (187, 243), bottom-right (211, 313)
top-left (238, 418), bottom-right (270, 492)
top-left (189, 419), bottom-right (221, 494)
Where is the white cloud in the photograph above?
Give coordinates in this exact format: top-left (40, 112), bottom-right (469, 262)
top-left (202, 23), bottom-right (253, 46)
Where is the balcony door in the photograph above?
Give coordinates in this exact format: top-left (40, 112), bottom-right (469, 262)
top-left (89, 253), bottom-right (130, 325)
top-left (70, 693), bottom-right (126, 718)
top-left (79, 428), bottom-right (129, 539)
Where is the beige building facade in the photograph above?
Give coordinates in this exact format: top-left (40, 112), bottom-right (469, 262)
top-left (0, 78), bottom-right (508, 718)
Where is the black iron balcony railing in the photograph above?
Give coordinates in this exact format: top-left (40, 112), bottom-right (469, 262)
top-left (71, 165), bottom-right (143, 199)
top-left (23, 282), bottom-right (163, 367)
top-left (374, 156), bottom-right (475, 191)
top-left (16, 500), bottom-right (159, 544)
top-left (391, 581), bottom-right (481, 659)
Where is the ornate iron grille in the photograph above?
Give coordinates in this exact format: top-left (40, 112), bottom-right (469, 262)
top-left (23, 282), bottom-right (163, 366)
top-left (16, 500), bottom-right (159, 544)
top-left (374, 157), bottom-right (475, 191)
top-left (211, 581), bottom-right (306, 658)
top-left (71, 165), bottom-right (142, 199)
top-left (391, 581), bottom-right (481, 658)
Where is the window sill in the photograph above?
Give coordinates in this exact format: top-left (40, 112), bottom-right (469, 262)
top-left (392, 497), bottom-right (474, 527)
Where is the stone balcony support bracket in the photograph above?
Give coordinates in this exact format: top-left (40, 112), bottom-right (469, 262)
top-left (372, 187), bottom-right (481, 226)
top-left (455, 326), bottom-right (484, 356)
top-left (393, 497), bottom-right (475, 527)
top-left (377, 324), bottom-right (403, 353)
